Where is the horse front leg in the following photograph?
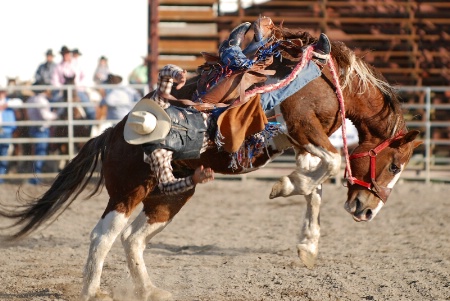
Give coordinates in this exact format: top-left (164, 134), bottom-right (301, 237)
top-left (121, 211), bottom-right (172, 301)
top-left (121, 190), bottom-right (193, 301)
top-left (270, 145), bottom-right (340, 198)
top-left (82, 210), bottom-right (129, 301)
top-left (297, 185), bottom-right (322, 269)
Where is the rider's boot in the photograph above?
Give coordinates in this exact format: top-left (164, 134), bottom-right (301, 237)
top-left (242, 16), bottom-right (274, 57)
top-left (312, 33), bottom-right (331, 64)
top-left (219, 22), bottom-right (253, 69)
top-left (219, 22), bottom-right (251, 51)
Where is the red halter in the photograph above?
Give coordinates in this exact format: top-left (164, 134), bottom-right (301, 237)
top-left (345, 132), bottom-right (405, 202)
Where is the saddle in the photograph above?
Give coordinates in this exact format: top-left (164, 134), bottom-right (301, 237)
top-left (195, 52), bottom-right (275, 105)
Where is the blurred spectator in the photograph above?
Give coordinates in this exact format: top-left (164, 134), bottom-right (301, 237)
top-left (26, 87), bottom-right (57, 185)
top-left (71, 48), bottom-right (82, 65)
top-left (34, 49), bottom-right (56, 85)
top-left (91, 73), bottom-right (140, 137)
top-left (100, 74), bottom-right (140, 122)
top-left (93, 56), bottom-right (110, 85)
top-left (128, 57), bottom-right (148, 84)
top-left (0, 85), bottom-right (18, 183)
top-left (51, 46), bottom-right (96, 120)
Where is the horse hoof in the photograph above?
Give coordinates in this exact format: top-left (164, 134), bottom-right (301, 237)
top-left (81, 290), bottom-right (113, 301)
top-left (148, 287), bottom-right (172, 301)
top-left (269, 176), bottom-right (293, 199)
top-left (297, 244), bottom-right (317, 269)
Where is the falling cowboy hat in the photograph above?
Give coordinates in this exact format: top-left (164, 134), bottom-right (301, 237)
top-left (124, 98), bottom-right (171, 145)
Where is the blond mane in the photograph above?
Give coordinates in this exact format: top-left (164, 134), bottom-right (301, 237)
top-left (273, 25), bottom-right (396, 99)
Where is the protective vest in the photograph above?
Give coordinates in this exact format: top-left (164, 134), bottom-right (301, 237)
top-left (142, 106), bottom-right (207, 160)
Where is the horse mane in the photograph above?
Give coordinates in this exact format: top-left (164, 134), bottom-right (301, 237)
top-left (273, 24), bottom-right (403, 129)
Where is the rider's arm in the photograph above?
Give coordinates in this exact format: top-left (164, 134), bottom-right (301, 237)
top-left (148, 148), bottom-right (195, 195)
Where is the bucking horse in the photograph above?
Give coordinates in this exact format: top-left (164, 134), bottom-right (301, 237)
top-left (0, 19), bottom-right (421, 301)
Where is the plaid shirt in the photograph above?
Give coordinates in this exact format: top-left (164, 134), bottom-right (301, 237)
top-left (146, 148), bottom-right (194, 195)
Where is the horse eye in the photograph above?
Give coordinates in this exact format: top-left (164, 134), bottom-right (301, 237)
top-left (389, 163), bottom-right (401, 174)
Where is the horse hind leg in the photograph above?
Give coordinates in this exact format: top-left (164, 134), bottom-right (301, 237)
top-left (82, 210), bottom-right (129, 301)
top-left (121, 211), bottom-right (172, 301)
top-left (270, 145), bottom-right (340, 198)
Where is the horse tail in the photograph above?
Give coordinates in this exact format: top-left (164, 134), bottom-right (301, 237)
top-left (0, 127), bottom-right (114, 241)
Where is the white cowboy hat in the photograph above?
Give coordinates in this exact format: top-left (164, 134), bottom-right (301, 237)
top-left (124, 98), bottom-right (171, 145)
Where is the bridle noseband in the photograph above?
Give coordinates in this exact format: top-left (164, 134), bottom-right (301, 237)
top-left (345, 132), bottom-right (405, 203)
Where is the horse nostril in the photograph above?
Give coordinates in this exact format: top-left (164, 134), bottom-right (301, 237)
top-left (365, 209), bottom-right (373, 220)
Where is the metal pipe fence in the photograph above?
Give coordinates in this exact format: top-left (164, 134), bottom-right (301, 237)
top-left (0, 84), bottom-right (449, 183)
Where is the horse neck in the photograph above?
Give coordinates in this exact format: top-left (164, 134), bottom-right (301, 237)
top-left (344, 87), bottom-right (405, 145)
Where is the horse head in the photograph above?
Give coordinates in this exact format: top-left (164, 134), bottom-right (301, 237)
top-left (344, 129), bottom-right (422, 222)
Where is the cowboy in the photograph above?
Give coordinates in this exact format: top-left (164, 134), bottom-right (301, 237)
top-left (34, 49), bottom-right (56, 85)
top-left (124, 65), bottom-right (215, 195)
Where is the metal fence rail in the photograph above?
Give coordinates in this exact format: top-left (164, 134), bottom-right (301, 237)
top-left (0, 85), bottom-right (449, 184)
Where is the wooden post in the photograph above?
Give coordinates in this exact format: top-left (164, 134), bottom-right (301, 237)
top-left (148, 0), bottom-right (159, 90)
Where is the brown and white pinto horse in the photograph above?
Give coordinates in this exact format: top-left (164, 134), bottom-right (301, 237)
top-left (0, 27), bottom-right (421, 301)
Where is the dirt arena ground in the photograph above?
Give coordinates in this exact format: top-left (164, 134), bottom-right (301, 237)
top-left (0, 180), bottom-right (449, 301)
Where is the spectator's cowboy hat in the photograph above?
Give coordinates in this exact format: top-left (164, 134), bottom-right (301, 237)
top-left (124, 98), bottom-right (171, 145)
top-left (104, 74), bottom-right (123, 85)
top-left (60, 46), bottom-right (71, 55)
top-left (72, 48), bottom-right (82, 55)
top-left (46, 49), bottom-right (54, 56)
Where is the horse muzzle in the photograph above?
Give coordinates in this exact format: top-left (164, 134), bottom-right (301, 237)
top-left (344, 191), bottom-right (385, 222)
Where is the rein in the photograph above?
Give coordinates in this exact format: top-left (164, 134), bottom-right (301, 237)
top-left (327, 54), bottom-right (354, 183)
top-left (326, 55), bottom-right (405, 203)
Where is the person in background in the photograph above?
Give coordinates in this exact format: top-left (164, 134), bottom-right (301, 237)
top-left (0, 86), bottom-right (18, 184)
top-left (34, 49), bottom-right (56, 86)
top-left (71, 48), bottom-right (82, 65)
top-left (26, 87), bottom-right (57, 185)
top-left (100, 74), bottom-right (140, 123)
top-left (51, 46), bottom-right (96, 120)
top-left (128, 56), bottom-right (148, 85)
top-left (93, 56), bottom-right (110, 85)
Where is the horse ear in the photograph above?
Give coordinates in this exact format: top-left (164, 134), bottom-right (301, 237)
top-left (400, 130), bottom-right (422, 148)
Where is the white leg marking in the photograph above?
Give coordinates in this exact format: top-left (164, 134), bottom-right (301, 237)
top-left (298, 185), bottom-right (322, 269)
top-left (270, 144), bottom-right (340, 198)
top-left (121, 212), bottom-right (171, 300)
top-left (82, 211), bottom-right (129, 301)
